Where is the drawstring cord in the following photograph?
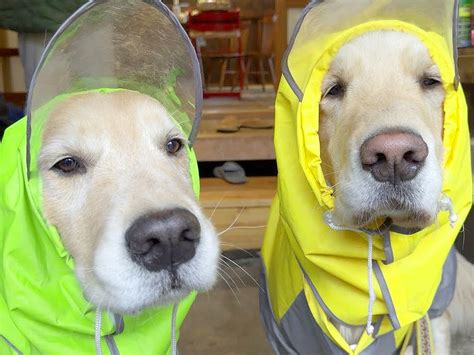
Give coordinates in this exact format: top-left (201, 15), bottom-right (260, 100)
top-left (171, 303), bottom-right (179, 355)
top-left (94, 303), bottom-right (180, 355)
top-left (366, 235), bottom-right (375, 336)
top-left (323, 212), bottom-right (361, 233)
top-left (95, 308), bottom-right (102, 355)
top-left (439, 194), bottom-right (458, 228)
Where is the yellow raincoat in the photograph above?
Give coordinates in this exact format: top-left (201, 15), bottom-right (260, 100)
top-left (260, 1), bottom-right (471, 354)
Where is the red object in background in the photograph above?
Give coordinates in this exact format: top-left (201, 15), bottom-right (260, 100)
top-left (188, 9), bottom-right (240, 31)
top-left (188, 9), bottom-right (244, 98)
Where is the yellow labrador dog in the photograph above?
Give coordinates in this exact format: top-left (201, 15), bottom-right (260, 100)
top-left (319, 31), bottom-right (473, 353)
top-left (39, 91), bottom-right (219, 313)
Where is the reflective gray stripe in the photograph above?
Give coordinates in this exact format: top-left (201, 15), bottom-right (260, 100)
top-left (261, 268), bottom-right (399, 355)
top-left (113, 314), bottom-right (124, 335)
top-left (105, 335), bottom-right (120, 355)
top-left (428, 247), bottom-right (457, 318)
top-left (0, 335), bottom-right (23, 355)
top-left (300, 262), bottom-right (363, 327)
top-left (281, 1), bottom-right (322, 102)
top-left (259, 268), bottom-right (298, 354)
top-left (373, 261), bottom-right (401, 330)
top-left (382, 229), bottom-right (394, 264)
top-left (453, 0), bottom-right (460, 89)
top-left (102, 313), bottom-right (125, 355)
top-left (360, 330), bottom-right (397, 355)
top-left (280, 292), bottom-right (346, 355)
top-left (371, 315), bottom-right (384, 338)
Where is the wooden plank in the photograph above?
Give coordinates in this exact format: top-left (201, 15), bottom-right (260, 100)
top-left (200, 176), bottom-right (277, 251)
top-left (204, 206), bottom-right (269, 251)
top-left (202, 93), bottom-right (275, 121)
top-left (194, 119), bottom-right (275, 161)
top-left (200, 176), bottom-right (276, 208)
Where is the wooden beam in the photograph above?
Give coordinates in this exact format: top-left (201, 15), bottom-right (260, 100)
top-left (274, 0), bottom-right (307, 82)
top-left (459, 47), bottom-right (474, 85)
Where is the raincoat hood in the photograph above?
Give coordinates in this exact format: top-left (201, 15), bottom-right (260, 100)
top-left (261, 0), bottom-right (472, 354)
top-left (1, 1), bottom-right (203, 353)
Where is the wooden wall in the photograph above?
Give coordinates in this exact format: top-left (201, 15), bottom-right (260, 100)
top-left (0, 30), bottom-right (25, 94)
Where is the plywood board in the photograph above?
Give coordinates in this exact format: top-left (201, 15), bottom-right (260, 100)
top-left (201, 177), bottom-right (277, 251)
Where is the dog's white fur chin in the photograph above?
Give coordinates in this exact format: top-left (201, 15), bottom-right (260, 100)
top-left (88, 209), bottom-right (219, 314)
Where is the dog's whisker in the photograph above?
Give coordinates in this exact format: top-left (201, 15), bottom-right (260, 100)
top-left (218, 225), bottom-right (266, 237)
top-left (216, 270), bottom-right (241, 304)
top-left (219, 259), bottom-right (246, 286)
top-left (323, 170), bottom-right (342, 178)
top-left (328, 180), bottom-right (351, 191)
top-left (217, 207), bottom-right (246, 236)
top-left (138, 311), bottom-right (160, 327)
top-left (208, 193), bottom-right (228, 220)
top-left (220, 255), bottom-right (265, 292)
top-left (219, 243), bottom-right (256, 258)
top-left (217, 265), bottom-right (240, 292)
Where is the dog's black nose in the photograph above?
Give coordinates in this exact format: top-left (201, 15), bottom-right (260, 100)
top-left (126, 208), bottom-right (201, 272)
top-left (360, 130), bottom-right (428, 185)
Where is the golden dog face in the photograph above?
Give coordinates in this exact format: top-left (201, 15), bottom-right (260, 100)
top-left (319, 31), bottom-right (445, 228)
top-left (39, 91), bottom-right (218, 313)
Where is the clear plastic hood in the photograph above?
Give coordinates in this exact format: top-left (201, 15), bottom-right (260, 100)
top-left (285, 0), bottom-right (459, 100)
top-left (26, 0), bottom-right (203, 147)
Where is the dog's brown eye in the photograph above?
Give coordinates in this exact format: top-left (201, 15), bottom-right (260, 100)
top-left (325, 84), bottom-right (344, 98)
top-left (421, 77), bottom-right (441, 89)
top-left (52, 157), bottom-right (83, 174)
top-left (166, 139), bottom-right (183, 154)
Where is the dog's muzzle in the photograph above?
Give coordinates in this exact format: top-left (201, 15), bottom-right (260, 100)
top-left (125, 208), bottom-right (201, 272)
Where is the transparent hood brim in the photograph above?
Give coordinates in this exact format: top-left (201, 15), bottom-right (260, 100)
top-left (26, 0), bottom-right (203, 176)
top-left (283, 0), bottom-right (460, 101)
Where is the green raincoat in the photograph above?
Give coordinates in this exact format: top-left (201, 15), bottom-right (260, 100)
top-left (1, 1), bottom-right (205, 353)
top-left (260, 1), bottom-right (472, 354)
